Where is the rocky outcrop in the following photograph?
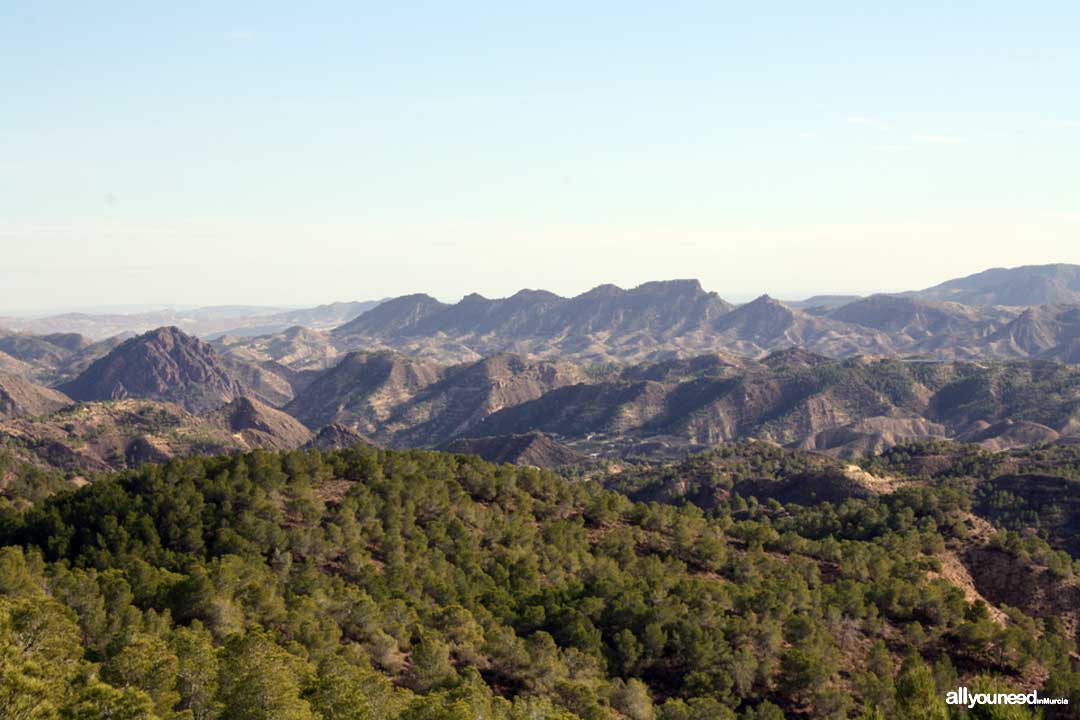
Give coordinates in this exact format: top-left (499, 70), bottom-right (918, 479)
top-left (207, 396), bottom-right (313, 450)
top-left (306, 423), bottom-right (371, 450)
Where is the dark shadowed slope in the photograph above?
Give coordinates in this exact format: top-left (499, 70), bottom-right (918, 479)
top-left (284, 350), bottom-right (446, 434)
top-left (441, 431), bottom-right (586, 468)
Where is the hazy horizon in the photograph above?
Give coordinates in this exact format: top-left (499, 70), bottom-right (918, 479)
top-left (3, 262), bottom-right (1075, 318)
top-left (4, 3), bottom-right (1078, 310)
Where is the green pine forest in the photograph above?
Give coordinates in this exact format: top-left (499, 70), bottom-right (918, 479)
top-left (2, 442), bottom-right (1079, 719)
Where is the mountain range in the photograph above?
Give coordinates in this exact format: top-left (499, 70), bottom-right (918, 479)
top-left (3, 263), bottom-right (1080, 474)
top-left (4, 262), bottom-right (1080, 345)
top-left (231, 266), bottom-right (1080, 366)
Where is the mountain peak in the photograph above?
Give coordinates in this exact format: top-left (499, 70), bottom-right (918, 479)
top-left (578, 283), bottom-right (624, 299)
top-left (59, 326), bottom-right (244, 413)
top-left (509, 288), bottom-right (563, 302)
top-left (633, 278), bottom-right (704, 293)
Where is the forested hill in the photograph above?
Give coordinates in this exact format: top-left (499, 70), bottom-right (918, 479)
top-left (1, 444), bottom-right (1078, 719)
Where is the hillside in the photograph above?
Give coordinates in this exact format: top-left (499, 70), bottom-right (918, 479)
top-left (1, 443), bottom-right (1076, 718)
top-left (386, 354), bottom-right (587, 447)
top-left (0, 371), bottom-right (71, 418)
top-left (470, 356), bottom-right (1080, 457)
top-left (9, 332), bottom-right (1080, 468)
top-left (440, 431), bottom-right (586, 468)
top-left (0, 350), bottom-right (33, 377)
top-left (284, 350), bottom-right (446, 435)
top-left (0, 397), bottom-right (313, 474)
top-left (827, 294), bottom-right (1015, 346)
top-left (214, 325), bottom-right (344, 371)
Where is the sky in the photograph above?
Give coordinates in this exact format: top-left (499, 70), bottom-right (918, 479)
top-left (2, 2), bottom-right (1078, 313)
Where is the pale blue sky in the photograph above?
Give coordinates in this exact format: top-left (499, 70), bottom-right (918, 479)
top-left (2, 2), bottom-right (1078, 311)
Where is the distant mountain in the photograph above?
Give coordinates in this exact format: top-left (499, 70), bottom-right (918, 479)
top-left (787, 295), bottom-right (863, 312)
top-left (0, 330), bottom-right (77, 369)
top-left (36, 333), bottom-right (93, 353)
top-left (9, 264), bottom-right (1080, 370)
top-left (334, 282), bottom-right (738, 341)
top-left (331, 282), bottom-right (1051, 363)
top-left (333, 294), bottom-right (448, 337)
top-left (0, 372), bottom-right (71, 418)
top-left (710, 294), bottom-right (892, 357)
top-left (214, 326), bottom-right (343, 372)
top-left (332, 280), bottom-right (740, 363)
top-left (59, 327), bottom-right (244, 413)
top-left (203, 301), bottom-right (383, 339)
top-left (827, 295), bottom-right (1017, 353)
top-left (1, 300), bottom-right (380, 340)
top-left (909, 263), bottom-right (1080, 306)
top-left (0, 329), bottom-right (131, 385)
top-left (539, 279), bottom-right (733, 337)
top-left (215, 355), bottom-right (303, 408)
